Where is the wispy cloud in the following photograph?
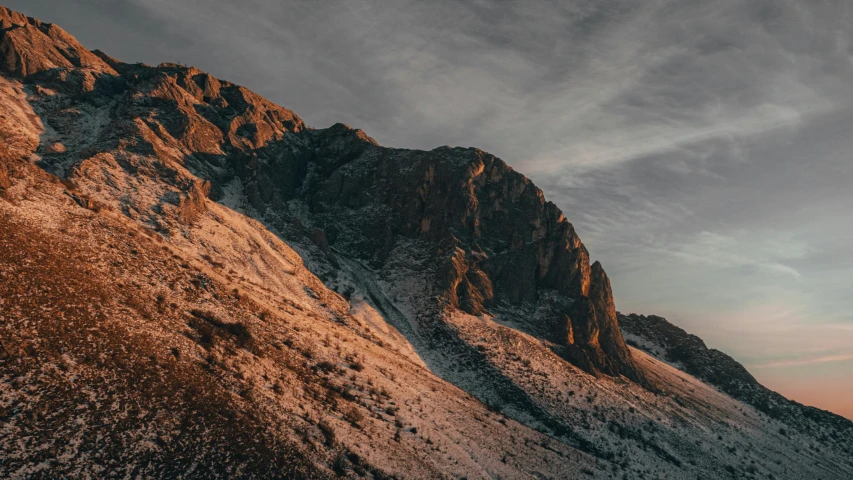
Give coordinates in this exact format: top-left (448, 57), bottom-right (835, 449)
top-left (670, 231), bottom-right (805, 281)
top-left (750, 353), bottom-right (853, 369)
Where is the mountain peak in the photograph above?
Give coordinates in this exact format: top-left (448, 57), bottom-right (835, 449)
top-left (0, 6), bottom-right (27, 28)
top-left (0, 7), bottom-right (115, 77)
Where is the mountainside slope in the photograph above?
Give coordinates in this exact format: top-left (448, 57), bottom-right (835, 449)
top-left (2, 6), bottom-right (852, 479)
top-left (619, 312), bottom-right (853, 454)
top-left (0, 72), bottom-right (603, 479)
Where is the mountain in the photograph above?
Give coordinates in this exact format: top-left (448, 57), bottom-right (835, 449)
top-left (619, 313), bottom-right (853, 450)
top-left (1, 6), bottom-right (852, 479)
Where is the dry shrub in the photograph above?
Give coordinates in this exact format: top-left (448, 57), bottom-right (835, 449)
top-left (188, 309), bottom-right (256, 353)
top-left (343, 406), bottom-right (365, 428)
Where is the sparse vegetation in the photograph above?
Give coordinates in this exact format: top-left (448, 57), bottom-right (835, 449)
top-left (187, 309), bottom-right (256, 353)
top-left (343, 406), bottom-right (365, 428)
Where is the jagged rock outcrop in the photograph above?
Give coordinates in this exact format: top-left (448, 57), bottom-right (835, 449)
top-left (210, 122), bottom-right (642, 381)
top-left (560, 262), bottom-right (638, 379)
top-left (176, 179), bottom-right (211, 224)
top-left (0, 7), bottom-right (115, 78)
top-left (279, 135), bottom-right (643, 381)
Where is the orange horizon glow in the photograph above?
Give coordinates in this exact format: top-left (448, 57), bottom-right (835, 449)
top-left (753, 360), bottom-right (853, 421)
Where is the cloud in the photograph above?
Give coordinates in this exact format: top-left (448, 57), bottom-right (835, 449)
top-left (750, 353), bottom-right (853, 369)
top-left (669, 231), bottom-right (805, 281)
top-left (9, 1), bottom-right (851, 168)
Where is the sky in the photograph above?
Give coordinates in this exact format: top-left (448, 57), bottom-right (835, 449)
top-left (6, 0), bottom-right (852, 419)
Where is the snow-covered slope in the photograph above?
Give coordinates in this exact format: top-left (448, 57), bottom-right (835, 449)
top-left (620, 312), bottom-right (853, 459)
top-left (1, 81), bottom-right (604, 478)
top-left (1, 6), bottom-right (851, 479)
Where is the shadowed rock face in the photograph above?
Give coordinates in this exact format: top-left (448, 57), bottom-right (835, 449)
top-left (0, 5), bottom-right (641, 383)
top-left (236, 124), bottom-right (644, 382)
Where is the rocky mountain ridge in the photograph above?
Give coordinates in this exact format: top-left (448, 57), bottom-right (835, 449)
top-left (1, 5), bottom-right (641, 385)
top-left (619, 312), bottom-right (853, 448)
top-left (2, 6), bottom-right (852, 478)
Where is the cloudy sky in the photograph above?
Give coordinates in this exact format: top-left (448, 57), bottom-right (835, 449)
top-left (8, 0), bottom-right (853, 418)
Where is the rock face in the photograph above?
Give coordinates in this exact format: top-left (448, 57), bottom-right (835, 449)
top-left (619, 313), bottom-right (759, 390)
top-left (0, 5), bottom-right (642, 384)
top-left (245, 131), bottom-right (644, 382)
top-left (618, 313), bottom-right (760, 396)
top-left (0, 7), bottom-right (115, 77)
